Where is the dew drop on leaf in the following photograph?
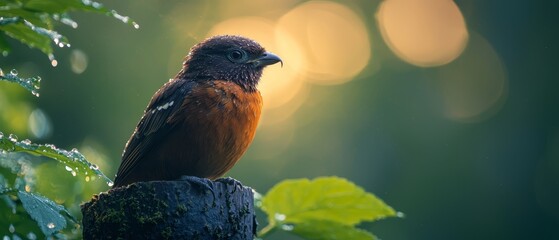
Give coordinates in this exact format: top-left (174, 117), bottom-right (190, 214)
top-left (8, 134), bottom-right (18, 141)
top-left (274, 213), bottom-right (286, 221)
top-left (10, 69), bottom-right (18, 76)
top-left (281, 224), bottom-right (294, 231)
top-left (9, 224), bottom-right (15, 233)
top-left (47, 222), bottom-right (55, 229)
top-left (90, 164), bottom-right (99, 170)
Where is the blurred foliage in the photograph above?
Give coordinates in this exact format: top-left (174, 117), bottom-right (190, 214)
top-left (0, 0), bottom-right (132, 238)
top-left (257, 177), bottom-right (400, 239)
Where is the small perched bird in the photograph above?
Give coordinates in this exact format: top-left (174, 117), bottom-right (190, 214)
top-left (113, 35), bottom-right (282, 187)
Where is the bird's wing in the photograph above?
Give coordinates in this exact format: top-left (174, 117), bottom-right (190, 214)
top-left (114, 79), bottom-right (195, 186)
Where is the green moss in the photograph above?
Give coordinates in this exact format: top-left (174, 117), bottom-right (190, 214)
top-left (161, 226), bottom-right (173, 239)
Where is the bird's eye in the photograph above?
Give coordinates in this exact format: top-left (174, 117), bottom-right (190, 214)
top-left (227, 49), bottom-right (248, 63)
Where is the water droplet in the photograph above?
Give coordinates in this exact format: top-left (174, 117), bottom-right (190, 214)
top-left (85, 176), bottom-right (90, 182)
top-left (82, 0), bottom-right (91, 5)
top-left (133, 22), bottom-right (140, 29)
top-left (45, 144), bottom-right (58, 151)
top-left (0, 131), bottom-right (4, 139)
top-left (21, 139), bottom-right (32, 145)
top-left (47, 222), bottom-right (55, 229)
top-left (107, 181), bottom-right (114, 187)
top-left (58, 42), bottom-right (65, 48)
top-left (90, 164), bottom-right (99, 170)
top-left (61, 17), bottom-right (78, 29)
top-left (48, 54), bottom-right (58, 67)
top-left (281, 224), bottom-right (294, 231)
top-left (396, 211), bottom-right (406, 218)
top-left (71, 171), bottom-right (77, 177)
top-left (65, 166), bottom-right (72, 172)
top-left (10, 69), bottom-right (18, 76)
top-left (274, 213), bottom-right (286, 221)
top-left (9, 224), bottom-right (15, 233)
top-left (8, 134), bottom-right (18, 142)
top-left (27, 232), bottom-right (37, 240)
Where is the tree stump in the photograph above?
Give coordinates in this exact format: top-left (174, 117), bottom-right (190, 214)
top-left (81, 176), bottom-right (256, 239)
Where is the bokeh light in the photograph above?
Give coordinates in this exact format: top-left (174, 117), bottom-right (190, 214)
top-left (276, 1), bottom-right (371, 84)
top-left (28, 108), bottom-right (52, 139)
top-left (436, 33), bottom-right (507, 122)
top-left (70, 49), bottom-right (88, 74)
top-left (377, 0), bottom-right (469, 67)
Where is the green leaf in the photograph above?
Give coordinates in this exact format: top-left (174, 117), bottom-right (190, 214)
top-left (24, 0), bottom-right (139, 28)
top-left (0, 33), bottom-right (11, 54)
top-left (261, 177), bottom-right (397, 226)
top-left (291, 220), bottom-right (376, 240)
top-left (0, 68), bottom-right (41, 97)
top-left (0, 0), bottom-right (138, 61)
top-left (0, 132), bottom-right (113, 186)
top-left (0, 17), bottom-right (55, 55)
top-left (17, 190), bottom-right (68, 235)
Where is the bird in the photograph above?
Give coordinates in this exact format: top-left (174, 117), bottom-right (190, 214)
top-left (113, 35), bottom-right (282, 187)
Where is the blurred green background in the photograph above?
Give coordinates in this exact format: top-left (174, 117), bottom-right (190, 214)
top-left (1, 0), bottom-right (558, 239)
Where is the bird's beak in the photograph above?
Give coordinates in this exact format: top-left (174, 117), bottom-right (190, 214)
top-left (251, 52), bottom-right (283, 67)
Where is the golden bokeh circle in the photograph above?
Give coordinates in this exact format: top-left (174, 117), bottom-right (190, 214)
top-left (437, 33), bottom-right (507, 122)
top-left (276, 1), bottom-right (371, 84)
top-left (377, 0), bottom-right (469, 67)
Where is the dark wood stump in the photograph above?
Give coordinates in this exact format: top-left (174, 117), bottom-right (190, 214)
top-left (81, 176), bottom-right (256, 240)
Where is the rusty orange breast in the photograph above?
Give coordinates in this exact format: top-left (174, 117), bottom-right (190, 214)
top-left (165, 80), bottom-right (262, 179)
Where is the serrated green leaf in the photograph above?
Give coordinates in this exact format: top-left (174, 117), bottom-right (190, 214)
top-left (0, 68), bottom-right (41, 96)
top-left (17, 190), bottom-right (67, 235)
top-left (0, 0), bottom-right (138, 61)
top-left (290, 220), bottom-right (376, 240)
top-left (0, 132), bottom-right (113, 186)
top-left (261, 177), bottom-right (397, 226)
top-left (0, 20), bottom-right (53, 55)
top-left (0, 8), bottom-right (52, 28)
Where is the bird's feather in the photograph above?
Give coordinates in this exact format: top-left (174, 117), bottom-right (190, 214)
top-left (113, 79), bottom-right (196, 186)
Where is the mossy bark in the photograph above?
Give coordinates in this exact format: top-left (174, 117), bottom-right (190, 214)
top-left (81, 177), bottom-right (256, 240)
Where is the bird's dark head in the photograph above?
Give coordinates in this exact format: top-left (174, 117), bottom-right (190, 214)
top-left (179, 35), bottom-right (282, 91)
